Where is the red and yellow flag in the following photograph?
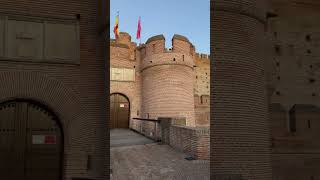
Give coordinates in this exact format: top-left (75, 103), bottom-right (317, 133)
top-left (113, 13), bottom-right (119, 39)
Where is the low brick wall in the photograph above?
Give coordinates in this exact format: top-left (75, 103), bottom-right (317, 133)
top-left (166, 124), bottom-right (210, 160)
top-left (131, 117), bottom-right (210, 160)
top-left (131, 119), bottom-right (161, 141)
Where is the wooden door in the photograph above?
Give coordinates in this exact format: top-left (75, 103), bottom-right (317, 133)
top-left (0, 101), bottom-right (62, 180)
top-left (110, 94), bottom-right (129, 129)
top-left (0, 102), bottom-right (24, 180)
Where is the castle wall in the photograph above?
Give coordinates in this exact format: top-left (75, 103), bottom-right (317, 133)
top-left (110, 32), bottom-right (211, 128)
top-left (172, 35), bottom-right (194, 55)
top-left (194, 54), bottom-right (210, 126)
top-left (211, 0), bottom-right (272, 179)
top-left (145, 35), bottom-right (165, 56)
top-left (110, 35), bottom-right (142, 128)
top-left (194, 54), bottom-right (210, 96)
top-left (270, 104), bottom-right (320, 180)
top-left (267, 1), bottom-right (320, 179)
top-left (0, 0), bottom-right (108, 179)
top-left (267, 1), bottom-right (320, 110)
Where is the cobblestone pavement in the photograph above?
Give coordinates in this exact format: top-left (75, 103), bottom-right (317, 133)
top-left (110, 129), bottom-right (209, 180)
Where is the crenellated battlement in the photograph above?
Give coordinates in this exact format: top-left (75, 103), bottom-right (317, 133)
top-left (110, 32), bottom-right (136, 60)
top-left (142, 34), bottom-right (196, 58)
top-left (110, 32), bottom-right (209, 66)
top-left (195, 53), bottom-right (210, 60)
top-left (144, 34), bottom-right (166, 57)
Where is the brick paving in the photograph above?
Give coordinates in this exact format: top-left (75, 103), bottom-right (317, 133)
top-left (110, 129), bottom-right (209, 180)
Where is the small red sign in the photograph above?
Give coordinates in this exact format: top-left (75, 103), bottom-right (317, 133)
top-left (44, 135), bottom-right (56, 144)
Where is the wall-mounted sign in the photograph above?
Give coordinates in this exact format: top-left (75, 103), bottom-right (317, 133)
top-left (0, 15), bottom-right (80, 63)
top-left (110, 67), bottom-right (135, 81)
top-left (32, 135), bottom-right (56, 144)
top-left (45, 135), bottom-right (57, 144)
top-left (32, 135), bottom-right (44, 144)
top-left (119, 103), bottom-right (128, 108)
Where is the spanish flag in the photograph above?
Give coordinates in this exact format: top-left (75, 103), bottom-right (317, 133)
top-left (113, 13), bottom-right (119, 39)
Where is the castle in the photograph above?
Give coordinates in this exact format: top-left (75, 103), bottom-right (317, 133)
top-left (110, 32), bottom-right (210, 128)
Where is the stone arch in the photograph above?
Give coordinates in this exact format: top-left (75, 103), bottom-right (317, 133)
top-left (0, 71), bottom-right (80, 150)
top-left (110, 83), bottom-right (141, 126)
top-left (109, 89), bottom-right (137, 127)
top-left (110, 92), bottom-right (132, 108)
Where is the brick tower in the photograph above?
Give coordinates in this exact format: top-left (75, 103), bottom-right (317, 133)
top-left (140, 34), bottom-right (196, 126)
top-left (211, 0), bottom-right (272, 179)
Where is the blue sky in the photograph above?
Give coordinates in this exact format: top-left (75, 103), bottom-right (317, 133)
top-left (110, 0), bottom-right (210, 54)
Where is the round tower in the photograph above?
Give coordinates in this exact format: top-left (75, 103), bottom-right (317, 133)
top-left (212, 0), bottom-right (272, 180)
top-left (141, 34), bottom-right (196, 126)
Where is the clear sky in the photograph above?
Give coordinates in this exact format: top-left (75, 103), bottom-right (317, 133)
top-left (110, 0), bottom-right (210, 54)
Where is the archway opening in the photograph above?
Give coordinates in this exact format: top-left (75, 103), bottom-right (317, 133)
top-left (110, 93), bottom-right (130, 129)
top-left (0, 100), bottom-right (63, 180)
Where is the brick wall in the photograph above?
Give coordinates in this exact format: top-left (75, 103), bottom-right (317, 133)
top-left (145, 36), bottom-right (165, 56)
top-left (131, 119), bottom-right (160, 140)
top-left (172, 35), bottom-right (193, 55)
top-left (270, 103), bottom-right (320, 179)
top-left (141, 36), bottom-right (196, 126)
top-left (212, 0), bottom-right (272, 179)
top-left (194, 54), bottom-right (210, 96)
top-left (162, 124), bottom-right (209, 160)
top-left (267, 0), bottom-right (320, 109)
top-left (267, 1), bottom-right (320, 179)
top-left (0, 0), bottom-right (108, 179)
top-left (111, 32), bottom-right (211, 129)
top-left (110, 34), bottom-right (142, 128)
top-left (194, 53), bottom-right (210, 126)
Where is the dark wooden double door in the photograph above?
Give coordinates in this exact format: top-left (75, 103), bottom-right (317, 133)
top-left (0, 101), bottom-right (62, 180)
top-left (110, 94), bottom-right (130, 129)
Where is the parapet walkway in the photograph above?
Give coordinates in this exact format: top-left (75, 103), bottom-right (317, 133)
top-left (110, 129), bottom-right (209, 180)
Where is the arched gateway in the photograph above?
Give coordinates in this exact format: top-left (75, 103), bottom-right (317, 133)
top-left (0, 100), bottom-right (63, 180)
top-left (110, 93), bottom-right (130, 129)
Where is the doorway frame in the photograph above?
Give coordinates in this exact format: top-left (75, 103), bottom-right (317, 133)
top-left (110, 93), bottom-right (131, 129)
